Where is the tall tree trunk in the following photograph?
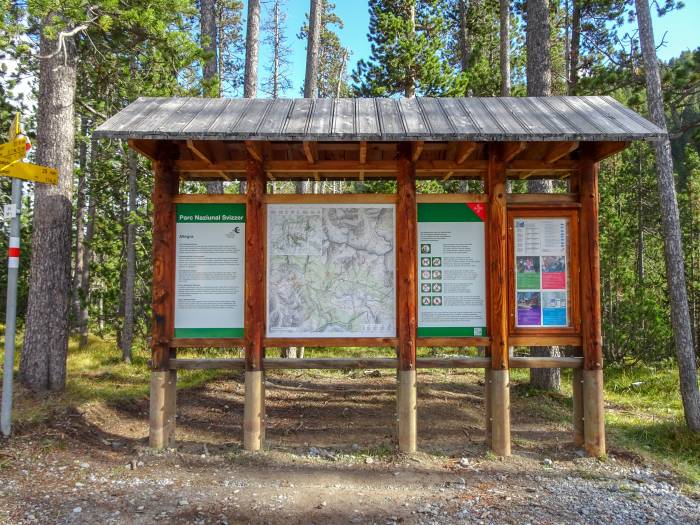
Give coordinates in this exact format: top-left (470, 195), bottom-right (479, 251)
top-left (405, 2), bottom-right (416, 98)
top-left (271, 0), bottom-right (281, 98)
top-left (201, 0), bottom-right (224, 194)
top-left (304, 0), bottom-right (322, 98)
top-left (526, 0), bottom-right (551, 97)
top-left (121, 148), bottom-right (138, 363)
top-left (636, 0), bottom-right (700, 431)
top-left (72, 117), bottom-right (88, 330)
top-left (499, 0), bottom-right (510, 96)
top-left (20, 24), bottom-right (77, 392)
top-left (79, 187), bottom-right (97, 348)
top-left (458, 0), bottom-right (470, 72)
top-left (526, 0), bottom-right (559, 391)
top-left (569, 0), bottom-right (581, 93)
top-left (244, 0), bottom-right (261, 98)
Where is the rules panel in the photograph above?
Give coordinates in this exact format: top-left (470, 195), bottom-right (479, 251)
top-left (416, 202), bottom-right (488, 337)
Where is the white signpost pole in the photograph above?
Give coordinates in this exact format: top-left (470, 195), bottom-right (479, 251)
top-left (1, 176), bottom-right (22, 437)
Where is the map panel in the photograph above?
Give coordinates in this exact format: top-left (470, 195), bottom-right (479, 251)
top-left (267, 204), bottom-right (396, 338)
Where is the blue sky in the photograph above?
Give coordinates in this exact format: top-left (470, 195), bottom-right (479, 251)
top-left (257, 0), bottom-right (700, 97)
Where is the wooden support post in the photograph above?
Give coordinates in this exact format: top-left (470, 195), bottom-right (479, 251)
top-left (244, 155), bottom-right (266, 451)
top-left (490, 369), bottom-right (511, 456)
top-left (484, 368), bottom-right (492, 443)
top-left (149, 370), bottom-right (177, 448)
top-left (488, 146), bottom-right (510, 456)
top-left (149, 143), bottom-right (178, 448)
top-left (572, 368), bottom-right (584, 447)
top-left (396, 143), bottom-right (418, 453)
top-left (580, 154), bottom-right (606, 457)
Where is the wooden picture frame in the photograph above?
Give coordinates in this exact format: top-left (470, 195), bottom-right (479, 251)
top-left (507, 207), bottom-right (581, 339)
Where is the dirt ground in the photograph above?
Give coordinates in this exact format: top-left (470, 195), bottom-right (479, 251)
top-left (1, 369), bottom-right (699, 524)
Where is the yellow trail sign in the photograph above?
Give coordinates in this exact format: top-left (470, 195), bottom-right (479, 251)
top-left (0, 137), bottom-right (28, 165)
top-left (0, 162), bottom-right (58, 185)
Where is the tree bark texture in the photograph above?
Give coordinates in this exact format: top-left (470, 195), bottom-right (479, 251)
top-left (569, 0), bottom-right (581, 93)
top-left (121, 148), bottom-right (138, 363)
top-left (525, 0), bottom-right (559, 390)
top-left (201, 0), bottom-right (224, 194)
top-left (72, 117), bottom-right (88, 329)
top-left (304, 0), bottom-right (322, 98)
top-left (458, 0), bottom-right (470, 72)
top-left (404, 2), bottom-right (416, 98)
top-left (526, 0), bottom-right (551, 97)
top-left (636, 0), bottom-right (700, 431)
top-left (499, 0), bottom-right (510, 96)
top-left (244, 0), bottom-right (261, 98)
top-left (79, 174), bottom-right (97, 348)
top-left (20, 25), bottom-right (77, 392)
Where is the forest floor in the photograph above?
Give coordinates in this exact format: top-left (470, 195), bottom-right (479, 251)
top-left (0, 338), bottom-right (699, 524)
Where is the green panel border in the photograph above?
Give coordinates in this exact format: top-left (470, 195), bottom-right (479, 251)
top-left (417, 203), bottom-right (482, 222)
top-left (176, 203), bottom-right (246, 223)
top-left (417, 327), bottom-right (487, 337)
top-left (174, 328), bottom-right (244, 338)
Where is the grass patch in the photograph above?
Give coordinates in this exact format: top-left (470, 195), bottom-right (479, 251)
top-left (603, 362), bottom-right (700, 486)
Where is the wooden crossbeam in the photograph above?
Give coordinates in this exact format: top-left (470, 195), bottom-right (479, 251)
top-left (173, 158), bottom-right (579, 174)
top-left (411, 141), bottom-right (424, 162)
top-left (244, 140), bottom-right (264, 162)
top-left (128, 139), bottom-right (158, 160)
top-left (186, 139), bottom-right (231, 179)
top-left (543, 141), bottom-right (579, 164)
top-left (502, 141), bottom-right (526, 162)
top-left (302, 141), bottom-right (317, 164)
top-left (186, 140), bottom-right (216, 164)
top-left (455, 141), bottom-right (477, 164)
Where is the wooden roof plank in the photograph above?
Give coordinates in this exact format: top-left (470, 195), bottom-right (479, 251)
top-left (308, 98), bottom-right (333, 135)
top-left (332, 98), bottom-right (355, 136)
top-left (356, 98), bottom-right (380, 136)
top-left (94, 96), bottom-right (665, 142)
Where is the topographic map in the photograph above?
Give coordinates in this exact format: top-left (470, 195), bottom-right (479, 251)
top-left (267, 204), bottom-right (396, 337)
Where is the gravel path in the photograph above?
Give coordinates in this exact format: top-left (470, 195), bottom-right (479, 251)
top-left (1, 373), bottom-right (698, 524)
top-left (1, 442), bottom-right (698, 525)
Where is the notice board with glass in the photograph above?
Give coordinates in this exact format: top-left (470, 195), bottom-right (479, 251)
top-left (507, 209), bottom-right (580, 335)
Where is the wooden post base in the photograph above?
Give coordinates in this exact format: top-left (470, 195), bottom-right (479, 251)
top-left (583, 368), bottom-right (605, 457)
top-left (243, 370), bottom-right (264, 451)
top-left (149, 370), bottom-right (177, 449)
top-left (572, 368), bottom-right (584, 447)
top-left (397, 369), bottom-right (417, 453)
top-left (490, 369), bottom-right (511, 456)
top-left (484, 368), bottom-right (492, 443)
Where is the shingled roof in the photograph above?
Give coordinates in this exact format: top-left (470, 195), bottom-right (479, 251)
top-left (94, 96), bottom-right (664, 143)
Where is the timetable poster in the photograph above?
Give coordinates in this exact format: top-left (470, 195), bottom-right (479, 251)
top-left (514, 218), bottom-right (569, 327)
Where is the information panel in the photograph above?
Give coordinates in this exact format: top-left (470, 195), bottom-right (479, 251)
top-left (174, 203), bottom-right (245, 338)
top-left (266, 204), bottom-right (396, 338)
top-left (514, 218), bottom-right (569, 327)
top-left (417, 203), bottom-right (487, 337)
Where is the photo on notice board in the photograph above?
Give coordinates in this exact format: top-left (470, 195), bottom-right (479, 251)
top-left (542, 291), bottom-right (567, 326)
top-left (517, 291), bottom-right (541, 326)
top-left (542, 255), bottom-right (566, 289)
top-left (516, 256), bottom-right (540, 289)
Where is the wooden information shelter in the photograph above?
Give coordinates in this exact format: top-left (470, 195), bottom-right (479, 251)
top-left (95, 96), bottom-right (663, 457)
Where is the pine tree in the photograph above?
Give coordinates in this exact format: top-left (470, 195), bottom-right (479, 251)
top-left (353, 0), bottom-right (467, 97)
top-left (298, 1), bottom-right (351, 97)
top-left (262, 0), bottom-right (292, 98)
